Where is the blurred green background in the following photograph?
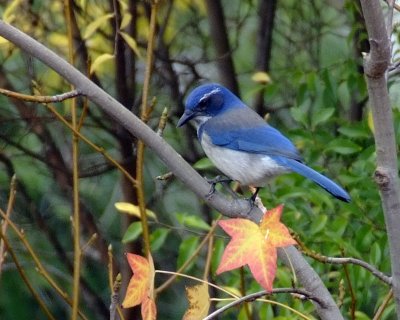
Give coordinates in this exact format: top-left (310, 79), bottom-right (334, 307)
top-left (0, 0), bottom-right (399, 319)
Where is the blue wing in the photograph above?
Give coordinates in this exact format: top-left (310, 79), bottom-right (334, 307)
top-left (199, 107), bottom-right (351, 202)
top-left (201, 107), bottom-right (302, 161)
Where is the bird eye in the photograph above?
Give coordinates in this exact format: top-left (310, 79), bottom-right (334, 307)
top-left (198, 98), bottom-right (207, 111)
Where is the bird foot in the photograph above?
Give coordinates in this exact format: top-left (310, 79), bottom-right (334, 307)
top-left (205, 175), bottom-right (233, 199)
top-left (244, 187), bottom-right (262, 214)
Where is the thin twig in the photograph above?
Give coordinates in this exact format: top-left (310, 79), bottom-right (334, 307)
top-left (0, 174), bottom-right (16, 274)
top-left (159, 270), bottom-right (313, 320)
top-left (0, 231), bottom-right (56, 320)
top-left (294, 235), bottom-right (392, 285)
top-left (204, 288), bottom-right (324, 320)
top-left (0, 87), bottom-right (81, 103)
top-left (385, 0), bottom-right (400, 12)
top-left (239, 267), bottom-right (251, 319)
top-left (0, 208), bottom-right (88, 320)
top-left (156, 107), bottom-right (169, 136)
top-left (64, 1), bottom-right (82, 318)
top-left (203, 233), bottom-right (214, 280)
top-left (136, 0), bottom-right (160, 258)
top-left (108, 245), bottom-right (125, 320)
top-left (315, 255), bottom-right (391, 285)
top-left (80, 233), bottom-right (98, 254)
top-left (155, 218), bottom-right (220, 294)
top-left (337, 279), bottom-right (345, 309)
top-left (156, 172), bottom-right (173, 181)
top-left (342, 259), bottom-right (356, 320)
top-left (373, 289), bottom-right (393, 320)
top-left (110, 273), bottom-right (122, 320)
top-left (112, 0), bottom-right (120, 56)
top-left (156, 270), bottom-right (240, 298)
top-left (45, 104), bottom-right (137, 186)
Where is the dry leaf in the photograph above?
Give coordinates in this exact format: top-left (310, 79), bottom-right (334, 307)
top-left (183, 283), bottom-right (210, 320)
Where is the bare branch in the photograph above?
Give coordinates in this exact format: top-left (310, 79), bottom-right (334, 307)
top-left (295, 236), bottom-right (392, 285)
top-left (205, 288), bottom-right (325, 320)
top-left (0, 87), bottom-right (81, 103)
top-left (0, 174), bottom-right (16, 274)
top-left (373, 289), bottom-right (393, 320)
top-left (109, 273), bottom-right (123, 320)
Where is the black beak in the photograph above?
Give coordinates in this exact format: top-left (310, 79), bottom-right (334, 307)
top-left (177, 111), bottom-right (194, 127)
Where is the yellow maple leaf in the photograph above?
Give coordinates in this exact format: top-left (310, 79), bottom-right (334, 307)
top-left (122, 253), bottom-right (156, 320)
top-left (183, 283), bottom-right (210, 320)
top-left (217, 205), bottom-right (296, 291)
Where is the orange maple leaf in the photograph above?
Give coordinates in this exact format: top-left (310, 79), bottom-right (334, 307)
top-left (122, 253), bottom-right (157, 320)
top-left (216, 205), bottom-right (296, 291)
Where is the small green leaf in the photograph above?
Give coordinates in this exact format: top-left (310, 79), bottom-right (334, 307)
top-left (354, 311), bottom-right (371, 320)
top-left (120, 12), bottom-right (132, 29)
top-left (90, 53), bottom-right (114, 74)
top-left (193, 158), bottom-right (214, 170)
top-left (310, 214), bottom-right (328, 235)
top-left (311, 107), bottom-right (335, 128)
top-left (338, 125), bottom-right (370, 139)
top-left (3, 0), bottom-right (23, 24)
top-left (118, 0), bottom-right (128, 12)
top-left (83, 13), bottom-right (114, 40)
top-left (177, 213), bottom-right (211, 231)
top-left (326, 139), bottom-right (362, 155)
top-left (122, 222), bottom-right (142, 244)
top-left (291, 99), bottom-right (310, 128)
top-left (321, 69), bottom-right (337, 103)
top-left (296, 83), bottom-right (308, 107)
top-left (119, 31), bottom-right (142, 58)
top-left (211, 238), bottom-right (225, 274)
top-left (177, 236), bottom-right (199, 269)
top-left (370, 242), bottom-right (382, 266)
top-left (150, 228), bottom-right (170, 251)
top-left (367, 109), bottom-right (375, 134)
top-left (306, 72), bottom-right (317, 92)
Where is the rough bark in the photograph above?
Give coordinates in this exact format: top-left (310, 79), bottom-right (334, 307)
top-left (360, 1), bottom-right (400, 317)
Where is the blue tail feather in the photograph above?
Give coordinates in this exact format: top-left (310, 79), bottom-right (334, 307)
top-left (276, 157), bottom-right (351, 202)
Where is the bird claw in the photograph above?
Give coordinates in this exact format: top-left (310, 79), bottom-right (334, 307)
top-left (245, 187), bottom-right (261, 214)
top-left (205, 175), bottom-right (233, 199)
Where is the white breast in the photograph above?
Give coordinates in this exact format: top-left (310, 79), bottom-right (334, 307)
top-left (200, 133), bottom-right (289, 186)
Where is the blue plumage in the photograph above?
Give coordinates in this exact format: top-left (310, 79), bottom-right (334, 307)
top-left (177, 83), bottom-right (350, 202)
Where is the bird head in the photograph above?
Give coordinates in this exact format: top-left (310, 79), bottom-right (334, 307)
top-left (177, 83), bottom-right (243, 127)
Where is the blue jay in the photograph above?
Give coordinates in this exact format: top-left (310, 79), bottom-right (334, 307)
top-left (177, 83), bottom-right (350, 203)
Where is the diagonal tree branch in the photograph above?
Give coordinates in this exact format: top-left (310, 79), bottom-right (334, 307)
top-left (359, 1), bottom-right (400, 318)
top-left (0, 20), bottom-right (343, 319)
